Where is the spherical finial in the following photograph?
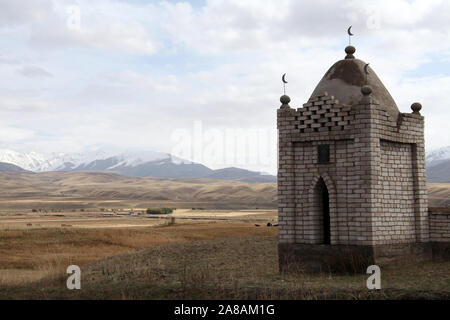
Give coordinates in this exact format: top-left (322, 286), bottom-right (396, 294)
top-left (411, 102), bottom-right (422, 114)
top-left (361, 85), bottom-right (372, 96)
top-left (280, 95), bottom-right (290, 104)
top-left (280, 95), bottom-right (291, 109)
top-left (345, 45), bottom-right (355, 59)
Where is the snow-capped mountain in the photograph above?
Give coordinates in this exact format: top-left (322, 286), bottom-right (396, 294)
top-left (2, 146), bottom-right (448, 183)
top-left (426, 146), bottom-right (450, 183)
top-left (426, 146), bottom-right (450, 166)
top-left (55, 150), bottom-right (183, 173)
top-left (0, 149), bottom-right (85, 172)
top-left (0, 149), bottom-right (47, 172)
top-left (0, 149), bottom-right (175, 172)
top-left (0, 149), bottom-right (276, 182)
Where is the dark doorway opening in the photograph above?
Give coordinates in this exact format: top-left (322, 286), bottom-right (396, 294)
top-left (322, 184), bottom-right (330, 244)
top-left (314, 177), bottom-right (331, 245)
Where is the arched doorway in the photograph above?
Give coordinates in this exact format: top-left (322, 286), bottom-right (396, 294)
top-left (314, 177), bottom-right (331, 244)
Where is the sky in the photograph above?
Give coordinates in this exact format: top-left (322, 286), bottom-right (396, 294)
top-left (1, 0), bottom-right (450, 174)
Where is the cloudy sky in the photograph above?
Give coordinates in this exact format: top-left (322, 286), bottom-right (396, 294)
top-left (1, 0), bottom-right (450, 174)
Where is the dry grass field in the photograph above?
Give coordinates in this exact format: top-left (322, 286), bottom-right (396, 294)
top-left (0, 213), bottom-right (277, 287)
top-left (0, 172), bottom-right (448, 299)
top-left (0, 209), bottom-right (277, 229)
top-left (1, 233), bottom-right (449, 300)
top-left (0, 211), bottom-right (449, 299)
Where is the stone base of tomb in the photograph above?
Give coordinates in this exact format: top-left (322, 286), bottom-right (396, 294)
top-left (430, 242), bottom-right (450, 260)
top-left (278, 242), bottom-right (433, 274)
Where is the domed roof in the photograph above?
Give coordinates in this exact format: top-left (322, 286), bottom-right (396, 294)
top-left (309, 46), bottom-right (399, 120)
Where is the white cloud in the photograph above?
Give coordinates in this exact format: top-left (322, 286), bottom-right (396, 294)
top-left (29, 17), bottom-right (160, 55)
top-left (393, 75), bottom-right (450, 150)
top-left (0, 0), bottom-right (53, 27)
top-left (17, 65), bottom-right (53, 78)
top-left (0, 0), bottom-right (161, 55)
top-left (0, 0), bottom-right (449, 174)
top-left (0, 125), bottom-right (35, 142)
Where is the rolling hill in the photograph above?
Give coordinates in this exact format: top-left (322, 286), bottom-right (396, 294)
top-left (427, 159), bottom-right (450, 183)
top-left (0, 171), bottom-right (277, 210)
top-left (0, 162), bottom-right (30, 173)
top-left (0, 171), bottom-right (447, 210)
top-left (426, 146), bottom-right (450, 183)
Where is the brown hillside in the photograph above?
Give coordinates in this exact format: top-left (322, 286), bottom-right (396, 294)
top-left (0, 172), bottom-right (277, 210)
top-left (0, 172), bottom-right (447, 210)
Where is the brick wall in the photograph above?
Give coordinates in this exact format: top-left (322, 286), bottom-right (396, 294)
top-left (370, 99), bottom-right (429, 244)
top-left (371, 140), bottom-right (416, 243)
top-left (429, 207), bottom-right (450, 242)
top-left (278, 92), bottom-right (374, 246)
top-left (277, 89), bottom-right (429, 248)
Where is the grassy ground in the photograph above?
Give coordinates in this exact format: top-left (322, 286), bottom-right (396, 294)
top-left (0, 221), bottom-right (276, 287)
top-left (1, 229), bottom-right (449, 299)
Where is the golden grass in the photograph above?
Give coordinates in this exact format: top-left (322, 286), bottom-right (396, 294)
top-left (428, 183), bottom-right (450, 207)
top-left (0, 222), bottom-right (277, 286)
top-left (0, 269), bottom-right (50, 286)
top-left (2, 236), bottom-right (449, 299)
top-left (0, 208), bottom-right (277, 230)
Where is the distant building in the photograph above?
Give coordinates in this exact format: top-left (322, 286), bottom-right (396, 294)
top-left (277, 45), bottom-right (449, 272)
top-left (117, 212), bottom-right (131, 216)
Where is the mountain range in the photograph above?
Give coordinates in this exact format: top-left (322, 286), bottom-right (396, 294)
top-left (426, 146), bottom-right (450, 183)
top-left (0, 162), bottom-right (30, 173)
top-left (1, 146), bottom-right (449, 183)
top-left (0, 149), bottom-right (276, 183)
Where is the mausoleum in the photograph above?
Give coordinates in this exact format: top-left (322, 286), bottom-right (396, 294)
top-left (277, 45), bottom-right (432, 272)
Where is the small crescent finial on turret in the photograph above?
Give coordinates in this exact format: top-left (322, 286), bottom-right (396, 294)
top-left (282, 73), bottom-right (288, 95)
top-left (348, 26), bottom-right (354, 37)
top-left (347, 26), bottom-right (354, 45)
top-left (364, 63), bottom-right (370, 75)
top-left (364, 63), bottom-right (370, 85)
top-left (345, 26), bottom-right (356, 59)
